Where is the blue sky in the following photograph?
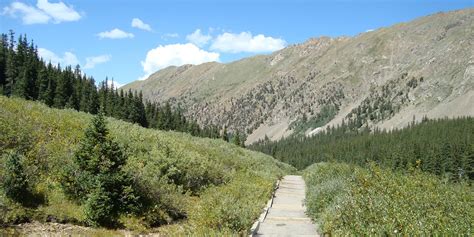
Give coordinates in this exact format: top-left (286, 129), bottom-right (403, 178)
top-left (1, 0), bottom-right (473, 86)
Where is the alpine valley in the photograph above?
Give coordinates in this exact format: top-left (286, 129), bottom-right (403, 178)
top-left (124, 8), bottom-right (474, 144)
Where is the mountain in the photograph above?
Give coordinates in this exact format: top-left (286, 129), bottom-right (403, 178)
top-left (123, 8), bottom-right (474, 144)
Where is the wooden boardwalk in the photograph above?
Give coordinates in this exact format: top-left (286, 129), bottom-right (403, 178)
top-left (255, 175), bottom-right (319, 237)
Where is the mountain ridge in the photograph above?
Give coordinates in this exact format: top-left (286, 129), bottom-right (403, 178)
top-left (123, 8), bottom-right (474, 144)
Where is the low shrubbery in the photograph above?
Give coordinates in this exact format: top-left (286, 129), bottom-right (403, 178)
top-left (189, 173), bottom-right (274, 233)
top-left (304, 162), bottom-right (473, 235)
top-left (0, 96), bottom-right (294, 234)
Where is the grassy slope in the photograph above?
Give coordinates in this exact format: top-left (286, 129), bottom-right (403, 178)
top-left (303, 162), bottom-right (473, 235)
top-left (0, 96), bottom-right (294, 235)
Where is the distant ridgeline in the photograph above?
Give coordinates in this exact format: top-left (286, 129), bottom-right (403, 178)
top-left (249, 117), bottom-right (474, 181)
top-left (0, 31), bottom-right (223, 138)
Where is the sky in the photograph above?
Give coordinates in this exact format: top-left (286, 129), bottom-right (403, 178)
top-left (1, 0), bottom-right (473, 87)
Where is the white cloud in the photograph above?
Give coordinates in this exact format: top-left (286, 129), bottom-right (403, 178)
top-left (2, 0), bottom-right (81, 24)
top-left (84, 54), bottom-right (111, 69)
top-left (97, 28), bottom-right (134, 39)
top-left (366, 29), bottom-right (374, 32)
top-left (162, 33), bottom-right (179, 39)
top-left (62, 52), bottom-right (79, 66)
top-left (210, 32), bottom-right (286, 53)
top-left (38, 48), bottom-right (79, 66)
top-left (36, 0), bottom-right (81, 23)
top-left (165, 33), bottom-right (179, 38)
top-left (140, 43), bottom-right (219, 80)
top-left (2, 2), bottom-right (50, 24)
top-left (186, 29), bottom-right (212, 47)
top-left (131, 18), bottom-right (152, 31)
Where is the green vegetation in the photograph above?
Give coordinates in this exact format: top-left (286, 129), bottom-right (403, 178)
top-left (250, 117), bottom-right (473, 181)
top-left (0, 96), bottom-right (294, 234)
top-left (2, 152), bottom-right (36, 207)
top-left (289, 105), bottom-right (338, 135)
top-left (252, 116), bottom-right (473, 234)
top-left (344, 73), bottom-right (422, 127)
top-left (61, 112), bottom-right (140, 227)
top-left (303, 162), bottom-right (473, 235)
top-left (0, 31), bottom-right (221, 139)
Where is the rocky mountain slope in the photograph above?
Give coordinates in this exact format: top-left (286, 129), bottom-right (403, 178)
top-left (123, 8), bottom-right (474, 144)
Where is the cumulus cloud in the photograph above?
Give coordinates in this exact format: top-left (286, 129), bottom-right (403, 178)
top-left (140, 43), bottom-right (219, 80)
top-left (186, 29), bottom-right (212, 47)
top-left (210, 32), bottom-right (286, 53)
top-left (2, 2), bottom-right (49, 24)
top-left (36, 0), bottom-right (81, 23)
top-left (38, 48), bottom-right (79, 66)
top-left (84, 54), bottom-right (111, 69)
top-left (97, 28), bottom-right (134, 39)
top-left (2, 0), bottom-right (81, 24)
top-left (131, 18), bottom-right (152, 31)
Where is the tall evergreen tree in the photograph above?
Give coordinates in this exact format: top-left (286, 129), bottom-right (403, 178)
top-left (222, 126), bottom-right (229, 142)
top-left (1, 151), bottom-right (33, 206)
top-left (0, 33), bottom-right (7, 92)
top-left (232, 131), bottom-right (241, 146)
top-left (62, 112), bottom-right (140, 227)
top-left (4, 30), bottom-right (17, 96)
top-left (53, 65), bottom-right (67, 108)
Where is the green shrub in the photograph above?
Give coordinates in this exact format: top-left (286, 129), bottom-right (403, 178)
top-left (0, 199), bottom-right (29, 225)
top-left (84, 185), bottom-right (115, 227)
top-left (189, 173), bottom-right (274, 233)
top-left (304, 162), bottom-right (473, 235)
top-left (1, 151), bottom-right (44, 208)
top-left (304, 163), bottom-right (353, 220)
top-left (2, 152), bottom-right (29, 204)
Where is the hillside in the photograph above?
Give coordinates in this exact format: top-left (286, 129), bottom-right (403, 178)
top-left (0, 96), bottom-right (294, 235)
top-left (123, 8), bottom-right (474, 144)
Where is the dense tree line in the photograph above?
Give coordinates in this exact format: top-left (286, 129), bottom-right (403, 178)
top-left (250, 117), bottom-right (474, 181)
top-left (0, 31), bottom-right (221, 138)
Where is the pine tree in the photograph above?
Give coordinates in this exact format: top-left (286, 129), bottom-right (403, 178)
top-left (162, 102), bottom-right (173, 130)
top-left (37, 65), bottom-right (49, 102)
top-left (4, 30), bottom-right (17, 96)
top-left (0, 33), bottom-right (7, 93)
top-left (222, 126), bottom-right (229, 142)
top-left (12, 49), bottom-right (38, 100)
top-left (2, 151), bottom-right (30, 205)
top-left (232, 131), bottom-right (241, 146)
top-left (62, 112), bottom-right (140, 227)
top-left (240, 133), bottom-right (247, 148)
top-left (136, 91), bottom-right (147, 127)
top-left (88, 79), bottom-right (99, 114)
top-left (53, 65), bottom-right (67, 108)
